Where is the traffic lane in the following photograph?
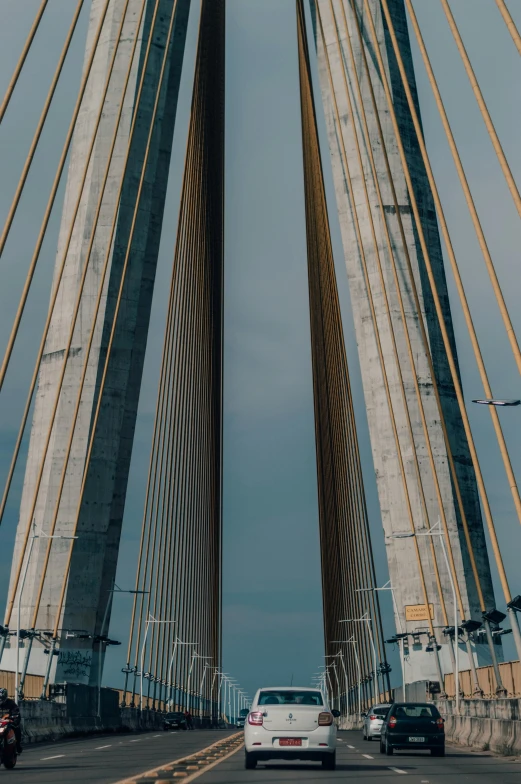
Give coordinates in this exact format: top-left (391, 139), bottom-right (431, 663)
top-left (13, 729), bottom-right (235, 783)
top-left (195, 730), bottom-right (521, 783)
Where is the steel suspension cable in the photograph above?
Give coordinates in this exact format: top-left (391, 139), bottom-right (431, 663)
top-left (440, 0), bottom-right (521, 221)
top-left (395, 0), bottom-right (521, 524)
top-left (0, 0), bottom-right (50, 123)
top-left (4, 0), bottom-right (163, 628)
top-left (0, 0), bottom-right (146, 529)
top-left (313, 6), bottom-right (441, 678)
top-left (368, 0), bottom-right (520, 637)
top-left (319, 5), bottom-right (453, 645)
top-left (495, 0), bottom-right (521, 55)
top-left (0, 0), bottom-right (112, 387)
top-left (0, 0), bottom-right (86, 256)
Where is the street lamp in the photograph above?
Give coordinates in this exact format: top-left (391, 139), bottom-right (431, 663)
top-left (15, 524), bottom-right (78, 701)
top-left (472, 399), bottom-right (520, 406)
top-left (140, 616), bottom-right (177, 711)
top-left (97, 586), bottom-right (148, 719)
top-left (357, 582), bottom-right (404, 700)
top-left (332, 638), bottom-right (361, 717)
top-left (340, 615), bottom-right (377, 704)
top-left (166, 638), bottom-right (196, 708)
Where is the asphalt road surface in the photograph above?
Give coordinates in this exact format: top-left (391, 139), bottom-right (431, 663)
top-left (196, 731), bottom-right (521, 784)
top-left (8, 729), bottom-right (234, 783)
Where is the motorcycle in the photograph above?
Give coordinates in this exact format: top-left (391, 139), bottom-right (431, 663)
top-left (0, 714), bottom-right (17, 769)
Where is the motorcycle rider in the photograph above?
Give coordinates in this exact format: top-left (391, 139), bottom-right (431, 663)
top-left (0, 688), bottom-right (22, 754)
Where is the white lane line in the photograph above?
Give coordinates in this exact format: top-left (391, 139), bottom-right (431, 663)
top-left (347, 744), bottom-right (356, 749)
top-left (388, 766), bottom-right (407, 774)
top-left (41, 754), bottom-right (65, 760)
top-left (96, 744), bottom-right (112, 749)
top-left (129, 739), bottom-right (141, 742)
top-left (362, 753), bottom-right (374, 759)
top-left (153, 734), bottom-right (161, 737)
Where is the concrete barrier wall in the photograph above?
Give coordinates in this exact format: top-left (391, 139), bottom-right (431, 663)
top-left (20, 686), bottom-right (165, 745)
top-left (437, 698), bottom-right (521, 756)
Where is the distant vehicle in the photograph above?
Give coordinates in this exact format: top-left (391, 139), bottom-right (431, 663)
top-left (236, 716), bottom-right (246, 729)
top-left (362, 704), bottom-right (391, 740)
top-left (163, 711), bottom-right (188, 731)
top-left (243, 687), bottom-right (340, 770)
top-left (239, 708), bottom-right (249, 717)
top-left (379, 702), bottom-right (445, 756)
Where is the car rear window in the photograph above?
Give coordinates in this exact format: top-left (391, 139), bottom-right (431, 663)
top-left (372, 708), bottom-right (390, 717)
top-left (393, 704), bottom-right (439, 718)
top-left (258, 690), bottom-right (323, 706)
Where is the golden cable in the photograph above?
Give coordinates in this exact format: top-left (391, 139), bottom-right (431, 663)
top-left (495, 0), bottom-right (521, 55)
top-left (127, 17), bottom-right (206, 700)
top-left (4, 0), bottom-right (160, 627)
top-left (23, 0), bottom-right (144, 630)
top-left (298, 1), bottom-right (386, 691)
top-left (0, 0), bottom-right (50, 123)
top-left (0, 0), bottom-right (145, 527)
top-left (0, 0), bottom-right (86, 255)
top-left (130, 2), bottom-right (208, 697)
top-left (337, 0), bottom-right (489, 640)
top-left (328, 0), bottom-right (461, 632)
top-left (402, 0), bottom-right (521, 378)
top-left (314, 6), bottom-right (439, 652)
top-left (398, 0), bottom-right (521, 526)
top-left (0, 0), bottom-right (112, 387)
top-left (371, 0), bottom-right (515, 604)
top-left (320, 3), bottom-right (452, 644)
top-left (49, 0), bottom-right (180, 641)
top-left (440, 0), bottom-right (521, 221)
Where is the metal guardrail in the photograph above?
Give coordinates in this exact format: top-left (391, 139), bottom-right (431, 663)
top-left (0, 670), bottom-right (44, 700)
top-left (444, 660), bottom-right (521, 698)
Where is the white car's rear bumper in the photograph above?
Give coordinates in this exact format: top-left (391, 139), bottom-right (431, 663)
top-left (244, 725), bottom-right (336, 760)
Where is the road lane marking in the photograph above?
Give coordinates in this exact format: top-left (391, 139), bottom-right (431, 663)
top-left (362, 753), bottom-right (374, 759)
top-left (115, 733), bottom-right (243, 784)
top-left (96, 744), bottom-right (112, 749)
top-left (347, 744), bottom-right (355, 749)
top-left (388, 766), bottom-right (407, 774)
top-left (41, 754), bottom-right (65, 760)
top-left (129, 739), bottom-right (141, 742)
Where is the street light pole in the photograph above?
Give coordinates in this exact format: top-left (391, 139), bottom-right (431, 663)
top-left (15, 525), bottom-right (78, 701)
top-left (140, 616), bottom-right (177, 711)
top-left (340, 616), bottom-right (378, 704)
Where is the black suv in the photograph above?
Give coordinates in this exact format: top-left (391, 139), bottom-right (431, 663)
top-left (380, 702), bottom-right (445, 756)
top-left (163, 711), bottom-right (188, 731)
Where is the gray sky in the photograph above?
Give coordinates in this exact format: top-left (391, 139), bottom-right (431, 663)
top-left (0, 0), bottom-right (520, 699)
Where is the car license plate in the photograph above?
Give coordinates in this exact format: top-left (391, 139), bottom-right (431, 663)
top-left (279, 738), bottom-right (302, 747)
top-left (409, 736), bottom-right (425, 742)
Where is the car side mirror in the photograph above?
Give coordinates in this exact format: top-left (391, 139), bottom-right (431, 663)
top-left (331, 709), bottom-right (341, 718)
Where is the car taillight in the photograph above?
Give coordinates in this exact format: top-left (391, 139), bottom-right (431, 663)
top-left (318, 712), bottom-right (334, 726)
top-left (388, 716), bottom-right (397, 728)
top-left (369, 715), bottom-right (377, 720)
top-left (436, 717), bottom-right (444, 728)
top-left (248, 711), bottom-right (263, 726)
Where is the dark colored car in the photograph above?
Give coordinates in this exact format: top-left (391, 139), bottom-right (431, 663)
top-left (163, 711), bottom-right (188, 731)
top-left (380, 702), bottom-right (445, 756)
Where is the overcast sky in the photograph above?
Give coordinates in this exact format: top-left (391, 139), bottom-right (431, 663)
top-left (0, 0), bottom-right (520, 699)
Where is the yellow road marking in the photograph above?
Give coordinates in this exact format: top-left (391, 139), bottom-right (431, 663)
top-left (115, 732), bottom-right (242, 784)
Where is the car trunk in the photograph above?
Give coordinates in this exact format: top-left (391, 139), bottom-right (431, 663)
top-left (262, 706), bottom-right (321, 732)
top-left (391, 715), bottom-right (440, 737)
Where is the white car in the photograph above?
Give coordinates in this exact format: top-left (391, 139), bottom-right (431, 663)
top-left (244, 686), bottom-right (339, 770)
top-left (362, 703), bottom-right (392, 740)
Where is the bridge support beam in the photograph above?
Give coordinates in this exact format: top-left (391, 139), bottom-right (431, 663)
top-left (310, 0), bottom-right (499, 684)
top-left (3, 0), bottom-right (192, 687)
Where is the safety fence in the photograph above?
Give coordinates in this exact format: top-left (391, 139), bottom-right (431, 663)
top-left (0, 670), bottom-right (44, 700)
top-left (445, 659), bottom-right (521, 698)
